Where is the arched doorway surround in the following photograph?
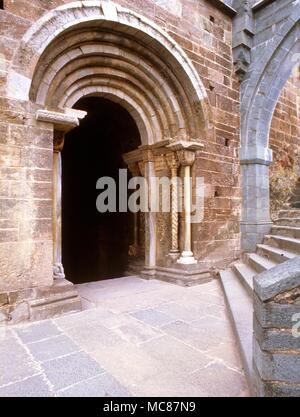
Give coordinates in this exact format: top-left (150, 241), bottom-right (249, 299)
top-left (8, 1), bottom-right (211, 284)
top-left (240, 13), bottom-right (300, 251)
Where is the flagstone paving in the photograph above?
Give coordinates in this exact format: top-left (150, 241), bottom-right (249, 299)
top-left (0, 276), bottom-right (250, 397)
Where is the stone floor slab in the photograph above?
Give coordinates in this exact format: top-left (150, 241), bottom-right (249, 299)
top-left (157, 302), bottom-right (209, 322)
top-left (42, 352), bottom-right (105, 390)
top-left (162, 320), bottom-right (223, 352)
top-left (58, 373), bottom-right (132, 397)
top-left (113, 319), bottom-right (163, 345)
top-left (65, 323), bottom-right (125, 351)
top-left (142, 335), bottom-right (210, 374)
top-left (1, 276), bottom-right (249, 397)
top-left (190, 362), bottom-right (249, 397)
top-left (15, 320), bottom-right (61, 344)
top-left (130, 308), bottom-right (174, 328)
top-left (89, 341), bottom-right (164, 387)
top-left (0, 374), bottom-right (53, 397)
top-left (27, 334), bottom-right (80, 362)
top-left (0, 335), bottom-right (39, 387)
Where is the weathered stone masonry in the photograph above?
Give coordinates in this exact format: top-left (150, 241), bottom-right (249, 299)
top-left (0, 0), bottom-right (300, 398)
top-left (0, 0), bottom-right (242, 324)
top-left (253, 257), bottom-right (300, 397)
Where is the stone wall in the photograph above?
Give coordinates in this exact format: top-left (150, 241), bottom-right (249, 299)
top-left (253, 256), bottom-right (300, 397)
top-left (269, 72), bottom-right (300, 160)
top-left (239, 0), bottom-right (300, 251)
top-left (0, 0), bottom-right (241, 298)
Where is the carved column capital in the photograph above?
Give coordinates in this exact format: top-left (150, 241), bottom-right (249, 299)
top-left (128, 162), bottom-right (140, 177)
top-left (176, 149), bottom-right (195, 167)
top-left (54, 131), bottom-right (65, 153)
top-left (165, 152), bottom-right (180, 172)
top-left (141, 148), bottom-right (154, 163)
top-left (138, 161), bottom-right (145, 177)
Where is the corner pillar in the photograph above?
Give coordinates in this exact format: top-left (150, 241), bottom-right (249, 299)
top-left (240, 146), bottom-right (273, 252)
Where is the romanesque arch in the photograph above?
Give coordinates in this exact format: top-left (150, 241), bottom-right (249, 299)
top-left (8, 0), bottom-right (211, 145)
top-left (7, 0), bottom-right (212, 282)
top-left (240, 12), bottom-right (300, 251)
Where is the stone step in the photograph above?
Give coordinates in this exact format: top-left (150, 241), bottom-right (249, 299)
top-left (278, 209), bottom-right (300, 218)
top-left (219, 269), bottom-right (254, 394)
top-left (29, 296), bottom-right (82, 322)
top-left (232, 263), bottom-right (255, 296)
top-left (274, 217), bottom-right (300, 227)
top-left (292, 202), bottom-right (300, 209)
top-left (256, 244), bottom-right (296, 264)
top-left (271, 225), bottom-right (300, 239)
top-left (245, 253), bottom-right (277, 274)
top-left (264, 234), bottom-right (300, 254)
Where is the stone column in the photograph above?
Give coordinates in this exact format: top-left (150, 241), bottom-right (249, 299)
top-left (139, 150), bottom-right (156, 274)
top-left (166, 152), bottom-right (180, 259)
top-left (53, 131), bottom-right (65, 279)
top-left (128, 163), bottom-right (141, 255)
top-left (240, 146), bottom-right (273, 252)
top-left (177, 149), bottom-right (197, 265)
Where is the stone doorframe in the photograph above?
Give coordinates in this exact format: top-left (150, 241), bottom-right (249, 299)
top-left (36, 109), bottom-right (87, 280)
top-left (122, 140), bottom-right (203, 279)
top-left (240, 10), bottom-right (300, 252)
top-left (8, 1), bottom-right (211, 285)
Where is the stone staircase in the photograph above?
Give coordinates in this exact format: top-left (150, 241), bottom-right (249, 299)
top-left (289, 177), bottom-right (300, 208)
top-left (220, 209), bottom-right (300, 393)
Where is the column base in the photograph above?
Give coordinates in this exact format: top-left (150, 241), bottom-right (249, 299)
top-left (241, 221), bottom-right (273, 252)
top-left (177, 251), bottom-right (198, 265)
top-left (53, 263), bottom-right (65, 280)
top-left (125, 256), bottom-right (145, 276)
top-left (168, 250), bottom-right (180, 261)
top-left (140, 264), bottom-right (212, 287)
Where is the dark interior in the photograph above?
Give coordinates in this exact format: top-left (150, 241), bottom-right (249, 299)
top-left (62, 96), bottom-right (141, 284)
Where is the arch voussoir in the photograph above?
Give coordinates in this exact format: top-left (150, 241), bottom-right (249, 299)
top-left (9, 0), bottom-right (209, 146)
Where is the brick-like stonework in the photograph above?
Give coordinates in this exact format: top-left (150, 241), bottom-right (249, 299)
top-left (0, 0), bottom-right (241, 311)
top-left (270, 73), bottom-right (300, 159)
top-left (253, 257), bottom-right (300, 397)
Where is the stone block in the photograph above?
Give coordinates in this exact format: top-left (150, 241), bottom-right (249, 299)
top-left (254, 292), bottom-right (300, 329)
top-left (9, 302), bottom-right (30, 324)
top-left (254, 316), bottom-right (300, 351)
top-left (20, 147), bottom-right (52, 169)
top-left (254, 257), bottom-right (300, 302)
top-left (254, 337), bottom-right (300, 384)
top-left (0, 240), bottom-right (53, 292)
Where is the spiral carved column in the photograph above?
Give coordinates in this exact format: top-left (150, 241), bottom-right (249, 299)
top-left (166, 152), bottom-right (180, 259)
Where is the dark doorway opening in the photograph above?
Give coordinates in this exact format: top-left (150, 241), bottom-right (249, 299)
top-left (62, 97), bottom-right (141, 284)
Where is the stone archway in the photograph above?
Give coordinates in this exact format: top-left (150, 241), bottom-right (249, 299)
top-left (62, 96), bottom-right (141, 284)
top-left (8, 0), bottom-right (211, 142)
top-left (9, 1), bottom-right (211, 285)
top-left (240, 14), bottom-right (300, 251)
